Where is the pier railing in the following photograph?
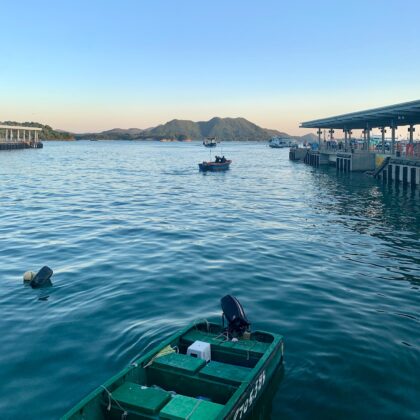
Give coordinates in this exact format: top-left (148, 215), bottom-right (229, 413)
top-left (316, 141), bottom-right (420, 160)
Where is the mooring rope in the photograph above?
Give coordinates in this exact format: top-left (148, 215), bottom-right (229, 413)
top-left (143, 345), bottom-right (178, 368)
top-left (100, 385), bottom-right (128, 419)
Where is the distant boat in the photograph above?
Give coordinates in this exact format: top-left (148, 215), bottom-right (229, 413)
top-left (203, 137), bottom-right (218, 147)
top-left (268, 136), bottom-right (294, 148)
top-left (160, 138), bottom-right (177, 142)
top-left (199, 157), bottom-right (231, 172)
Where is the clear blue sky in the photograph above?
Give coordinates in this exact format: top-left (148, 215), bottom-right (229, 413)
top-left (1, 0), bottom-right (420, 135)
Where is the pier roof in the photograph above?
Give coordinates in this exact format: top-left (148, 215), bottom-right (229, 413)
top-left (0, 125), bottom-right (42, 131)
top-left (300, 99), bottom-right (420, 130)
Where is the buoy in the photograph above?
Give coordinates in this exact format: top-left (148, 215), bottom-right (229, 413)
top-left (23, 271), bottom-right (36, 282)
top-left (29, 266), bottom-right (53, 289)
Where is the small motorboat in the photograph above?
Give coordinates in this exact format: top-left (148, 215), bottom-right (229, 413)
top-left (199, 159), bottom-right (232, 172)
top-left (62, 296), bottom-right (284, 420)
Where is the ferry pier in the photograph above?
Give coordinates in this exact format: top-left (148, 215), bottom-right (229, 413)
top-left (292, 100), bottom-right (420, 187)
top-left (0, 125), bottom-right (43, 150)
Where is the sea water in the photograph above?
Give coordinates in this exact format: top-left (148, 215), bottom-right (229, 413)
top-left (0, 141), bottom-right (418, 419)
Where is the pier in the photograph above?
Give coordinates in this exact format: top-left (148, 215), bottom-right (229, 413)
top-left (0, 125), bottom-right (43, 150)
top-left (292, 100), bottom-right (420, 187)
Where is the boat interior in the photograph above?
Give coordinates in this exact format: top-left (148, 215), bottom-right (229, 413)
top-left (89, 323), bottom-right (275, 420)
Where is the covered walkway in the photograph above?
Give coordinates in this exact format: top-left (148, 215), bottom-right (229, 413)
top-left (0, 124), bottom-right (43, 149)
top-left (301, 99), bottom-right (420, 157)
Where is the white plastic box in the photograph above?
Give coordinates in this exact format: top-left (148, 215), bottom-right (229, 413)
top-left (187, 340), bottom-right (211, 362)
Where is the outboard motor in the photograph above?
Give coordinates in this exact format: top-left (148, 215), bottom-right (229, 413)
top-left (221, 295), bottom-right (250, 338)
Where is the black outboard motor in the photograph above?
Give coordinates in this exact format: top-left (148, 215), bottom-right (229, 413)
top-left (221, 295), bottom-right (250, 338)
top-left (30, 266), bottom-right (53, 289)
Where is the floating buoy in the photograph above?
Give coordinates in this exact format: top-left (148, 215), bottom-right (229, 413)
top-left (23, 271), bottom-right (36, 282)
top-left (29, 266), bottom-right (53, 289)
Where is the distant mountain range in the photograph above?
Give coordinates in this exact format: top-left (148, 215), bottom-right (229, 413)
top-left (2, 117), bottom-right (318, 142)
top-left (74, 117), bottom-right (288, 141)
top-left (74, 117), bottom-right (317, 142)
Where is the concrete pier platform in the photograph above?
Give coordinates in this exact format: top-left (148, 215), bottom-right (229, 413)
top-left (289, 147), bottom-right (307, 161)
top-left (379, 157), bottom-right (420, 186)
top-left (291, 147), bottom-right (376, 172)
top-left (0, 141), bottom-right (43, 150)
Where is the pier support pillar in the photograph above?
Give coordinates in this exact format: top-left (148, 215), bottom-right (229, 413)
top-left (391, 125), bottom-right (397, 155)
top-left (366, 126), bottom-right (371, 151)
top-left (344, 129), bottom-right (348, 150)
top-left (408, 124), bottom-right (415, 145)
top-left (381, 127), bottom-right (386, 153)
top-left (317, 128), bottom-right (322, 147)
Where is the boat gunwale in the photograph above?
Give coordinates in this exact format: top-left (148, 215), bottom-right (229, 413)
top-left (219, 336), bottom-right (283, 419)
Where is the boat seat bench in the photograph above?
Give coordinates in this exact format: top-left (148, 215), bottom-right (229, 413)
top-left (160, 395), bottom-right (223, 420)
top-left (149, 353), bottom-right (251, 386)
top-left (198, 361), bottom-right (251, 386)
top-left (111, 382), bottom-right (170, 415)
top-left (110, 382), bottom-right (223, 420)
top-left (146, 353), bottom-right (238, 405)
top-left (152, 353), bottom-right (205, 374)
top-left (181, 330), bottom-right (271, 354)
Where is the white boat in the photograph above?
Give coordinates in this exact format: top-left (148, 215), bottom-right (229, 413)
top-left (203, 137), bottom-right (218, 147)
top-left (268, 136), bottom-right (293, 148)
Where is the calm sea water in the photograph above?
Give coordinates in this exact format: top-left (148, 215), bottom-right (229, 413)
top-left (0, 141), bottom-right (419, 419)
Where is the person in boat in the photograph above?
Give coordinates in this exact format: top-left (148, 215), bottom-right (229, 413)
top-left (215, 156), bottom-right (220, 163)
top-left (221, 156), bottom-right (226, 163)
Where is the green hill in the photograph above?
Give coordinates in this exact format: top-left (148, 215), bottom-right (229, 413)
top-left (145, 117), bottom-right (287, 141)
top-left (147, 119), bottom-right (201, 140)
top-left (82, 128), bottom-right (145, 140)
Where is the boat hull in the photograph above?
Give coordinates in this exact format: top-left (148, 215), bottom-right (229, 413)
top-left (269, 144), bottom-right (287, 148)
top-left (199, 161), bottom-right (232, 172)
top-left (223, 340), bottom-right (283, 419)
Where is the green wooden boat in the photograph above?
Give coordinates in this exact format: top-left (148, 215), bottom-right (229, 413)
top-left (62, 297), bottom-right (284, 420)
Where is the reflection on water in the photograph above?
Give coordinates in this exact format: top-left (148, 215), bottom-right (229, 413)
top-left (0, 142), bottom-right (418, 419)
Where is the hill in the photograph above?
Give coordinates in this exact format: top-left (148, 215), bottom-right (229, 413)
top-left (147, 117), bottom-right (286, 141)
top-left (1, 121), bottom-right (74, 140)
top-left (300, 133), bottom-right (318, 143)
top-left (82, 128), bottom-right (145, 140)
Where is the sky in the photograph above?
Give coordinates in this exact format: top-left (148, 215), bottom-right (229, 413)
top-left (1, 0), bottom-right (420, 135)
